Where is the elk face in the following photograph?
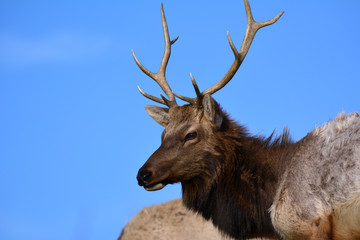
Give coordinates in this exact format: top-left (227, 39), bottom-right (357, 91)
top-left (137, 95), bottom-right (223, 191)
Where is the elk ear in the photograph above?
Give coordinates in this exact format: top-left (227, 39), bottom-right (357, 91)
top-left (202, 94), bottom-right (223, 128)
top-left (145, 105), bottom-right (170, 127)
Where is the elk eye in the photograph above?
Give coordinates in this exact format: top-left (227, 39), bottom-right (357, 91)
top-left (185, 132), bottom-right (197, 142)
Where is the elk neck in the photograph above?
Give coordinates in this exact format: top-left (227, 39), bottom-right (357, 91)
top-left (181, 110), bottom-right (295, 239)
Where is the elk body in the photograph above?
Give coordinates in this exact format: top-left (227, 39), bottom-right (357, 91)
top-left (133, 1), bottom-right (360, 239)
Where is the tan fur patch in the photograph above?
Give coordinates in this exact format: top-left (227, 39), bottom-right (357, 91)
top-left (270, 188), bottom-right (313, 239)
top-left (332, 190), bottom-right (360, 240)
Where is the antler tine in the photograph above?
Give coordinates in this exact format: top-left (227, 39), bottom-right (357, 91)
top-left (133, 3), bottom-right (179, 108)
top-left (202, 0), bottom-right (284, 96)
top-left (137, 85), bottom-right (165, 105)
top-left (173, 73), bottom-right (202, 106)
top-left (190, 73), bottom-right (202, 100)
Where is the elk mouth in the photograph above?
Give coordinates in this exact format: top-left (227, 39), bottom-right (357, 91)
top-left (144, 182), bottom-right (167, 191)
top-left (144, 178), bottom-right (170, 191)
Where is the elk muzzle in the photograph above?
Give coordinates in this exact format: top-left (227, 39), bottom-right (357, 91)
top-left (137, 169), bottom-right (152, 186)
top-left (137, 166), bottom-right (168, 191)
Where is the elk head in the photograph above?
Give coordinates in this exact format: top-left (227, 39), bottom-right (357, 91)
top-left (134, 1), bottom-right (283, 191)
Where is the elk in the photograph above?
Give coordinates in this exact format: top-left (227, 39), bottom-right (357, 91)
top-left (119, 198), bottom-right (231, 240)
top-left (133, 1), bottom-right (360, 239)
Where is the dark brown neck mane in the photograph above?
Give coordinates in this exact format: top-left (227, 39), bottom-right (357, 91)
top-left (181, 110), bottom-right (294, 240)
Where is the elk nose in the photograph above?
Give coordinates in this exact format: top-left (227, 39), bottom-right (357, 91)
top-left (137, 169), bottom-right (152, 186)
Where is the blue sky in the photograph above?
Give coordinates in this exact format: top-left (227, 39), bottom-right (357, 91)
top-left (1, 1), bottom-right (359, 239)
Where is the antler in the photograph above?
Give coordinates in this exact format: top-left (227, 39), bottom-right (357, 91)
top-left (132, 3), bottom-right (179, 108)
top-left (174, 0), bottom-right (284, 106)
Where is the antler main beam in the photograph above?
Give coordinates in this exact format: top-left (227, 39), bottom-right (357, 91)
top-left (132, 3), bottom-right (179, 108)
top-left (175, 0), bottom-right (283, 106)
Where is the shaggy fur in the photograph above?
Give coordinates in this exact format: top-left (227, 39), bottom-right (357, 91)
top-left (179, 105), bottom-right (294, 239)
top-left (270, 112), bottom-right (360, 239)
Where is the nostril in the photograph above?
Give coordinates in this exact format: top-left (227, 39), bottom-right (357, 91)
top-left (141, 171), bottom-right (152, 182)
top-left (137, 169), bottom-right (152, 186)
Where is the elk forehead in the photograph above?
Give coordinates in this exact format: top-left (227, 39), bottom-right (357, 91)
top-left (165, 105), bottom-right (202, 133)
top-left (168, 105), bottom-right (200, 121)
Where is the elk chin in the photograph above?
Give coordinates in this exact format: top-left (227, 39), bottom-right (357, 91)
top-left (144, 182), bottom-right (166, 191)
